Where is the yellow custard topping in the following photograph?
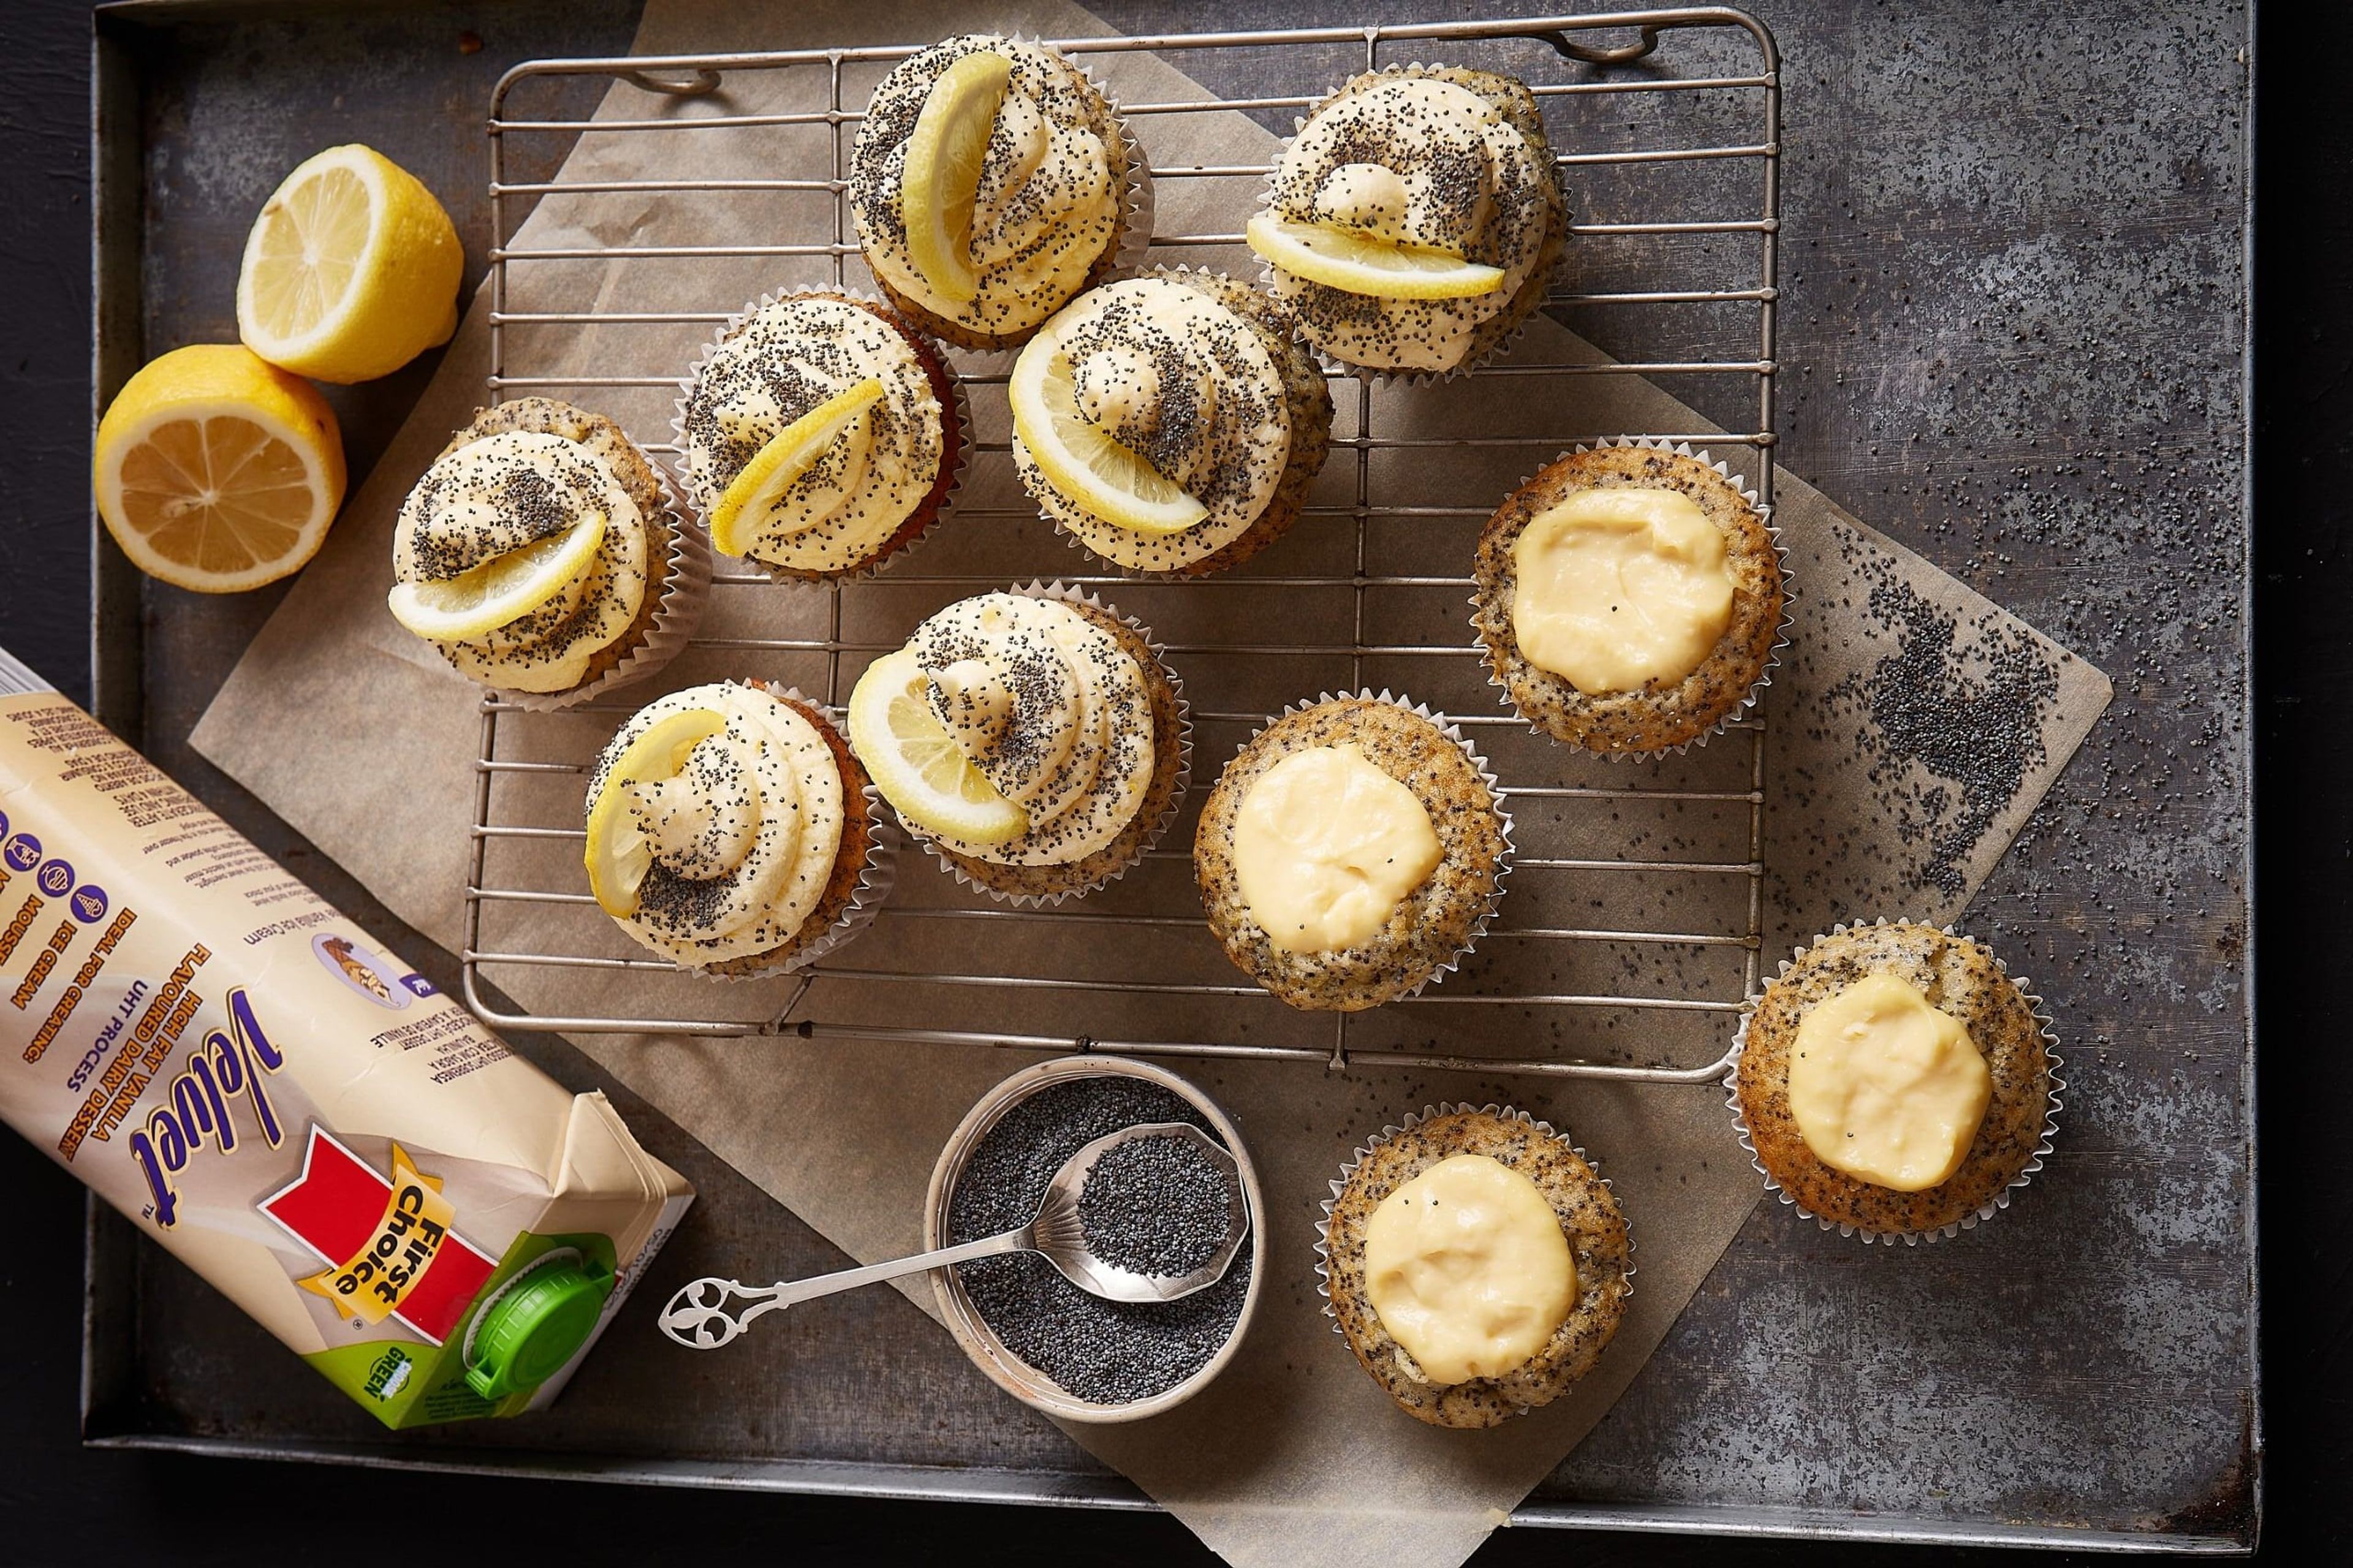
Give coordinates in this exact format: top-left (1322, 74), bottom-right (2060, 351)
top-left (1232, 743), bottom-right (1441, 953)
top-left (1786, 972), bottom-right (1992, 1191)
top-left (1509, 487), bottom-right (1733, 695)
top-left (1364, 1153), bottom-right (1575, 1385)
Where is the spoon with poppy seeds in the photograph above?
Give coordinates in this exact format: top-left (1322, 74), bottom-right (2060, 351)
top-left (659, 1121), bottom-right (1246, 1350)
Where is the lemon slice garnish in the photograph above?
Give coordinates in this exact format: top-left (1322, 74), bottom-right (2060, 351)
top-left (1246, 213), bottom-right (1506, 300)
top-left (847, 648), bottom-right (1028, 845)
top-left (92, 344), bottom-right (348, 594)
top-left (707, 378), bottom-right (887, 556)
top-left (585, 709), bottom-right (729, 917)
top-left (235, 145), bottom-right (464, 384)
top-left (901, 51), bottom-right (1012, 303)
top-left (1009, 330), bottom-right (1210, 537)
top-left (385, 510), bottom-right (607, 643)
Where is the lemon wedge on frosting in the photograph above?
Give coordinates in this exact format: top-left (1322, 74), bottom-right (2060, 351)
top-left (1245, 213), bottom-right (1505, 300)
top-left (848, 649), bottom-right (1028, 845)
top-left (708, 377), bottom-right (887, 556)
top-left (584, 708), bottom-right (729, 917)
top-left (385, 510), bottom-right (607, 642)
top-left (1009, 330), bottom-right (1209, 537)
top-left (901, 51), bottom-right (1012, 303)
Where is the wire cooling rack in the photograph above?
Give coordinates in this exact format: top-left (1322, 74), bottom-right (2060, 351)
top-left (462, 9), bottom-right (1781, 1081)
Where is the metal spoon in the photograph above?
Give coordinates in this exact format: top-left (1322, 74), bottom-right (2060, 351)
top-left (659, 1121), bottom-right (1246, 1350)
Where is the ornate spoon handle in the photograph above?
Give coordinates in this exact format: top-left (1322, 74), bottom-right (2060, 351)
top-left (658, 1227), bottom-right (1030, 1350)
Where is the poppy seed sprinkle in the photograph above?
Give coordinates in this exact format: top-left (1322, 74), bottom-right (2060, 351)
top-left (947, 1076), bottom-right (1251, 1405)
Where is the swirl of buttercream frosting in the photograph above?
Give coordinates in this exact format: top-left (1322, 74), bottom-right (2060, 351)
top-left (904, 593), bottom-right (1154, 865)
top-left (589, 683), bottom-right (846, 965)
top-left (393, 429), bottom-right (649, 693)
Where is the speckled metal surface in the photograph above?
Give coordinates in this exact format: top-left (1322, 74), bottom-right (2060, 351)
top-left (88, 0), bottom-right (2254, 1548)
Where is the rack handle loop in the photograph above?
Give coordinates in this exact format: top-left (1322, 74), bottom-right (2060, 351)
top-left (624, 67), bottom-right (722, 97)
top-left (1536, 25), bottom-right (1663, 67)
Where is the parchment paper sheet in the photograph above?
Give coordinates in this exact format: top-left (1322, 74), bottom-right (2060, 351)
top-left (192, 4), bottom-right (2112, 1564)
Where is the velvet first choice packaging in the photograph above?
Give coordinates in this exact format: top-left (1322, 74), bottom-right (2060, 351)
top-left (0, 649), bottom-right (692, 1428)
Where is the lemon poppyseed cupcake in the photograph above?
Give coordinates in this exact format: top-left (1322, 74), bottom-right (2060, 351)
top-left (849, 35), bottom-right (1145, 354)
top-left (847, 584), bottom-right (1188, 906)
top-left (1009, 268), bottom-right (1335, 578)
top-left (1729, 920), bottom-right (2063, 1244)
top-left (1195, 693), bottom-right (1510, 1012)
top-left (583, 680), bottom-right (894, 977)
top-left (388, 397), bottom-right (707, 708)
top-left (1247, 65), bottom-right (1566, 379)
top-left (1471, 441), bottom-right (1786, 754)
top-left (1317, 1105), bottom-right (1632, 1429)
top-left (674, 290), bottom-right (965, 582)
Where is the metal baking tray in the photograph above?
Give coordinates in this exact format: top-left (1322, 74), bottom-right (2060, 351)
top-left (83, 0), bottom-right (2259, 1552)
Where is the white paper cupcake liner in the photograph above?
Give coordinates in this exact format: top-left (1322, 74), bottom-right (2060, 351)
top-left (1314, 1102), bottom-right (1635, 1356)
top-left (1025, 263), bottom-right (1327, 583)
top-left (493, 496), bottom-right (713, 714)
top-left (1721, 919), bottom-right (2066, 1246)
top-left (589, 681), bottom-right (900, 980)
top-left (669, 287), bottom-right (971, 586)
top-left (1228, 689), bottom-right (1514, 1004)
top-left (1253, 63), bottom-right (1571, 388)
top-left (1471, 437), bottom-right (1794, 760)
top-left (898, 580), bottom-right (1192, 909)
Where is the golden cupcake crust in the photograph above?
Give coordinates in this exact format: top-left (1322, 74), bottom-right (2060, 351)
top-left (1281, 66), bottom-right (1567, 376)
top-left (437, 397), bottom-right (676, 693)
top-left (1194, 698), bottom-right (1507, 1012)
top-left (930, 598), bottom-right (1185, 902)
top-left (699, 689), bottom-right (881, 978)
top-left (1323, 1108), bottom-right (1631, 1428)
top-left (1471, 445), bottom-right (1784, 753)
top-left (1734, 922), bottom-right (2053, 1237)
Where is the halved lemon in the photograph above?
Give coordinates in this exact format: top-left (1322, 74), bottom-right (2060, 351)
top-left (585, 708), bottom-right (729, 917)
top-left (237, 144), bottom-right (464, 384)
top-left (386, 510), bottom-right (607, 642)
top-left (92, 344), bottom-right (347, 593)
top-left (901, 51), bottom-right (1012, 303)
top-left (708, 378), bottom-right (887, 556)
top-left (847, 649), bottom-right (1027, 845)
top-left (1009, 331), bottom-right (1209, 537)
top-left (1245, 213), bottom-right (1506, 300)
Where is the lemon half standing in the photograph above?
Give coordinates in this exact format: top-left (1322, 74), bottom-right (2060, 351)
top-left (1009, 329), bottom-right (1209, 537)
top-left (901, 51), bottom-right (1012, 302)
top-left (1245, 213), bottom-right (1505, 300)
top-left (93, 345), bottom-right (347, 594)
top-left (237, 144), bottom-right (465, 384)
top-left (847, 650), bottom-right (1027, 845)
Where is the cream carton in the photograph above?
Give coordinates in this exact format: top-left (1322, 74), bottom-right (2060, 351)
top-left (0, 646), bottom-right (691, 1428)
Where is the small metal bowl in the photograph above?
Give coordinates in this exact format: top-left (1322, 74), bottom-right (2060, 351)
top-left (923, 1056), bottom-right (1266, 1423)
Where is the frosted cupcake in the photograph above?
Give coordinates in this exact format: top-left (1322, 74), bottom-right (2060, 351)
top-left (1247, 66), bottom-right (1566, 377)
top-left (849, 36), bottom-right (1140, 352)
top-left (583, 681), bottom-right (890, 977)
top-left (388, 397), bottom-right (701, 706)
top-left (1194, 694), bottom-right (1510, 1011)
top-left (1010, 269), bottom-right (1334, 577)
top-left (1471, 442), bottom-right (1784, 754)
top-left (675, 291), bottom-right (963, 581)
top-left (847, 586), bottom-right (1187, 904)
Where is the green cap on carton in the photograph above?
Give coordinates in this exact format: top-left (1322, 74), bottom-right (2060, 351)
top-left (463, 1257), bottom-right (615, 1401)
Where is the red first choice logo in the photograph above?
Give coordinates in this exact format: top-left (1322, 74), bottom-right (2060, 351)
top-left (260, 1127), bottom-right (497, 1346)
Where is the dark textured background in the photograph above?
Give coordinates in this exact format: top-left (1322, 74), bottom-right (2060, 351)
top-left (0, 0), bottom-right (2325, 1560)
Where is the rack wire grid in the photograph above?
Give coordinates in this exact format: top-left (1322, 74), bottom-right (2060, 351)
top-left (463, 7), bottom-right (1781, 1083)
